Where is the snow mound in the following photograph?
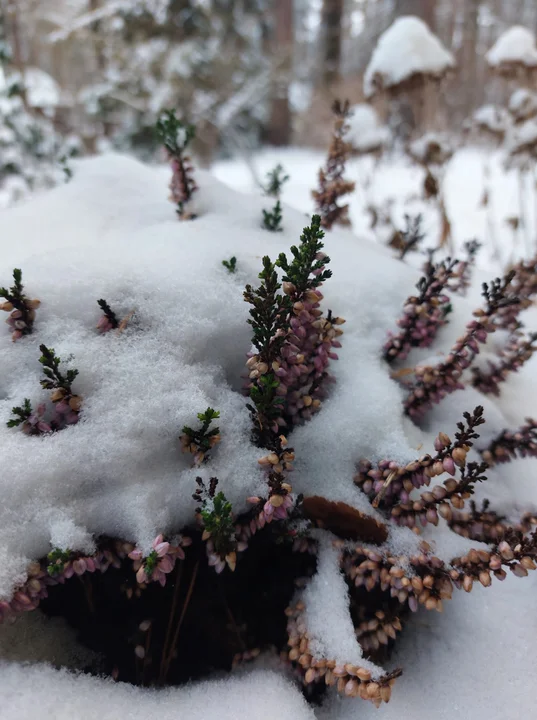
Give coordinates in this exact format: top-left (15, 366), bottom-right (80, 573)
top-left (0, 665), bottom-right (316, 720)
top-left (347, 104), bottom-right (391, 154)
top-left (364, 16), bottom-right (455, 98)
top-left (487, 26), bottom-right (537, 69)
top-left (473, 105), bottom-right (511, 136)
top-left (0, 153), bottom-right (419, 600)
top-left (509, 88), bottom-right (537, 123)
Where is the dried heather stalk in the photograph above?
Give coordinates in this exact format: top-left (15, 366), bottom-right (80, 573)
top-left (312, 100), bottom-right (356, 230)
top-left (384, 258), bottom-right (458, 363)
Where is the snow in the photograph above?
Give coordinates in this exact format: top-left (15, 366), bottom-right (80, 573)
top-left (507, 118), bottom-right (537, 157)
top-left (473, 104), bottom-right (511, 136)
top-left (364, 16), bottom-right (455, 98)
top-left (0, 153), bottom-right (419, 600)
top-left (487, 25), bottom-right (537, 69)
top-left (302, 534), bottom-right (381, 675)
top-left (2, 150), bottom-right (537, 718)
top-left (0, 665), bottom-right (316, 720)
top-left (509, 88), bottom-right (537, 123)
top-left (346, 104), bottom-right (391, 154)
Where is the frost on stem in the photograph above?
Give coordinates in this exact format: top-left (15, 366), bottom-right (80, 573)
top-left (156, 109), bottom-right (197, 220)
top-left (0, 268), bottom-right (40, 341)
top-left (312, 100), bottom-right (356, 230)
top-left (384, 257), bottom-right (457, 363)
top-left (180, 408), bottom-right (221, 466)
top-left (404, 272), bottom-right (519, 419)
top-left (262, 164), bottom-right (289, 232)
top-left (96, 298), bottom-right (119, 333)
top-left (472, 330), bottom-right (537, 396)
top-left (244, 216), bottom-right (343, 444)
top-left (481, 419), bottom-right (537, 466)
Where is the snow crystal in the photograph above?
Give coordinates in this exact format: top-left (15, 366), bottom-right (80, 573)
top-left (347, 104), bottom-right (391, 154)
top-left (487, 25), bottom-right (537, 69)
top-left (364, 16), bottom-right (455, 98)
top-left (0, 665), bottom-right (316, 720)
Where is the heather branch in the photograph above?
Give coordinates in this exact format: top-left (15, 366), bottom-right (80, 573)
top-left (312, 99), bottom-right (356, 230)
top-left (471, 331), bottom-right (537, 396)
top-left (356, 406), bottom-right (486, 508)
top-left (397, 214), bottom-right (425, 260)
top-left (262, 165), bottom-right (289, 232)
top-left (156, 109), bottom-right (197, 219)
top-left (96, 298), bottom-right (119, 333)
top-left (0, 268), bottom-right (40, 341)
top-left (181, 408), bottom-right (221, 465)
top-left (481, 418), bottom-right (537, 466)
top-left (450, 239), bottom-right (482, 295)
top-left (404, 274), bottom-right (519, 418)
top-left (384, 257), bottom-right (457, 363)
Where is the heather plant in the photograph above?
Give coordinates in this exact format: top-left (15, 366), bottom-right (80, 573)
top-left (0, 268), bottom-right (40, 341)
top-left (393, 214), bottom-right (425, 260)
top-left (262, 164), bottom-right (289, 232)
top-left (384, 257), bottom-right (457, 363)
top-left (5, 199), bottom-right (537, 716)
top-left (156, 110), bottom-right (198, 220)
top-left (7, 345), bottom-right (81, 433)
top-left (96, 298), bottom-right (119, 333)
top-left (312, 100), bottom-right (356, 230)
top-left (451, 239), bottom-right (482, 295)
top-left (472, 330), bottom-right (537, 396)
top-left (180, 408), bottom-right (221, 465)
top-left (222, 256), bottom-right (237, 273)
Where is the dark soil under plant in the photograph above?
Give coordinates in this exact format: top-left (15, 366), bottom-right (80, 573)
top-left (39, 527), bottom-right (317, 687)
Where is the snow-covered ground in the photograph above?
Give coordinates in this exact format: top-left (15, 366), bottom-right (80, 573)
top-left (1, 152), bottom-right (537, 719)
top-left (213, 145), bottom-right (537, 273)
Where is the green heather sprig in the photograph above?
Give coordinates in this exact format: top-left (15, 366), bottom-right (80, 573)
top-left (0, 268), bottom-right (40, 341)
top-left (181, 408), bottom-right (221, 465)
top-left (222, 256), bottom-right (237, 273)
top-left (97, 298), bottom-right (119, 333)
top-left (276, 214), bottom-right (332, 295)
top-left (262, 164), bottom-right (289, 232)
top-left (193, 477), bottom-right (243, 572)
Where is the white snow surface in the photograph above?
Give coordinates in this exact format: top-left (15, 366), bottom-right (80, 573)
top-left (487, 25), bottom-right (537, 69)
top-left (0, 665), bottom-right (316, 720)
top-left (364, 16), bottom-right (455, 97)
top-left (0, 153), bottom-right (419, 600)
top-left (2, 151), bottom-right (537, 719)
top-left (302, 534), bottom-right (380, 675)
top-left (347, 104), bottom-right (391, 154)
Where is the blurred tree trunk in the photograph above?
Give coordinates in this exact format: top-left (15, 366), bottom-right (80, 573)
top-left (320, 0), bottom-right (344, 88)
top-left (458, 0), bottom-right (480, 120)
top-left (397, 0), bottom-right (436, 29)
top-left (266, 0), bottom-right (293, 146)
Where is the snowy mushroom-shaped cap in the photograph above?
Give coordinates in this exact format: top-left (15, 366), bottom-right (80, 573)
top-left (508, 88), bottom-right (537, 123)
top-left (408, 132), bottom-right (454, 167)
top-left (364, 16), bottom-right (455, 98)
top-left (346, 104), bottom-right (391, 155)
top-left (472, 104), bottom-right (511, 139)
top-left (486, 26), bottom-right (537, 73)
top-left (506, 118), bottom-right (537, 161)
